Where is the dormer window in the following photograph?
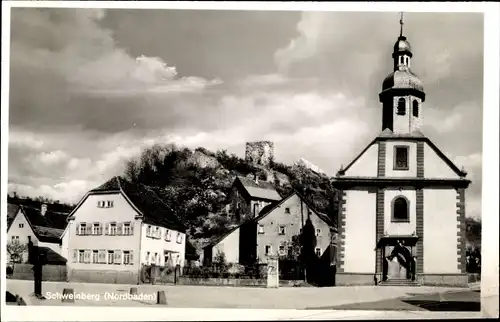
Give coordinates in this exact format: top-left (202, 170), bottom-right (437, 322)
top-left (397, 98), bottom-right (406, 115)
top-left (412, 100), bottom-right (419, 117)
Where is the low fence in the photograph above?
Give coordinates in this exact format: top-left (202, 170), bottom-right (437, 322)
top-left (7, 263), bottom-right (67, 282)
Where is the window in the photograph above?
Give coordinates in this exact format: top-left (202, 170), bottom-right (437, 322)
top-left (285, 207), bottom-right (290, 214)
top-left (315, 247), bottom-right (321, 257)
top-left (92, 250), bottom-right (99, 263)
top-left (392, 196), bottom-right (410, 222)
top-left (153, 252), bottom-right (158, 264)
top-left (97, 200), bottom-right (114, 208)
top-left (176, 232), bottom-right (183, 244)
top-left (123, 251), bottom-right (131, 265)
top-left (11, 236), bottom-right (19, 241)
top-left (279, 226), bottom-right (286, 235)
top-left (165, 229), bottom-right (171, 241)
top-left (147, 225), bottom-right (152, 237)
top-left (412, 100), bottom-right (419, 117)
top-left (279, 245), bottom-right (285, 256)
top-left (316, 228), bottom-right (321, 236)
top-left (19, 223), bottom-right (24, 228)
top-left (92, 223), bottom-right (102, 235)
top-left (145, 252), bottom-right (150, 264)
top-left (123, 223), bottom-right (132, 235)
top-left (78, 250), bottom-right (85, 263)
top-left (109, 223), bottom-right (117, 235)
top-left (394, 146), bottom-right (409, 170)
top-left (397, 98), bottom-right (406, 115)
top-left (155, 227), bottom-right (160, 239)
top-left (107, 251), bottom-right (114, 264)
top-left (79, 223), bottom-right (87, 235)
top-left (265, 245), bottom-right (272, 256)
top-left (258, 225), bottom-right (264, 234)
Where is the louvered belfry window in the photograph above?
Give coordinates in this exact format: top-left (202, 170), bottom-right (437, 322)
top-left (397, 98), bottom-right (406, 115)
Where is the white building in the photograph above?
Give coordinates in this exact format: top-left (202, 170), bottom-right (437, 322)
top-left (7, 203), bottom-right (68, 264)
top-left (333, 19), bottom-right (471, 287)
top-left (65, 176), bottom-right (187, 284)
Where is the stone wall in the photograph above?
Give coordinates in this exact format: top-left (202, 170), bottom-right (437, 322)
top-left (245, 141), bottom-right (274, 168)
top-left (69, 269), bottom-right (139, 284)
top-left (176, 277), bottom-right (307, 287)
top-left (9, 263), bottom-right (67, 282)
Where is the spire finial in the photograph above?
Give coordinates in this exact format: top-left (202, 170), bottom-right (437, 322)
top-left (400, 12), bottom-right (404, 37)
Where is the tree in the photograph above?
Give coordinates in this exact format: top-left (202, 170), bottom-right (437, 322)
top-left (213, 249), bottom-right (228, 273)
top-left (7, 241), bottom-right (28, 264)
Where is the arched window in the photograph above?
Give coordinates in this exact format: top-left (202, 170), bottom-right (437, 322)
top-left (392, 196), bottom-right (409, 222)
top-left (412, 99), bottom-right (419, 117)
top-left (397, 98), bottom-right (406, 115)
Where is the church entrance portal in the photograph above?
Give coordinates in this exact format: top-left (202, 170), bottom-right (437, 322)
top-left (381, 239), bottom-right (416, 282)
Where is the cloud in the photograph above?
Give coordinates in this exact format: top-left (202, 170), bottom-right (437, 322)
top-left (9, 8), bottom-right (221, 133)
top-left (7, 10), bottom-right (483, 219)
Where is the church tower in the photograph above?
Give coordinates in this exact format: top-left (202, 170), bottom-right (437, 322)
top-left (379, 13), bottom-right (425, 134)
top-left (333, 13), bottom-right (471, 288)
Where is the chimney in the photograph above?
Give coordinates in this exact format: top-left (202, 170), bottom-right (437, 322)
top-left (41, 204), bottom-right (47, 216)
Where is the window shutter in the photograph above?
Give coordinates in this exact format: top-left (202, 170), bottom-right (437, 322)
top-left (85, 224), bottom-right (92, 236)
top-left (130, 224), bottom-right (134, 235)
top-left (72, 250), bottom-right (78, 263)
top-left (104, 223), bottom-right (109, 235)
top-left (84, 250), bottom-right (90, 263)
top-left (98, 223), bottom-right (103, 235)
top-left (76, 223), bottom-right (80, 235)
top-left (98, 250), bottom-right (106, 263)
top-left (114, 250), bottom-right (121, 264)
top-left (129, 251), bottom-right (134, 265)
top-left (117, 223), bottom-right (123, 235)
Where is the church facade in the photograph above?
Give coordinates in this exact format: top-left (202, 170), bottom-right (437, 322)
top-left (332, 19), bottom-right (471, 287)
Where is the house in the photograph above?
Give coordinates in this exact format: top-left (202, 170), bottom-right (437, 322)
top-left (65, 176), bottom-right (187, 284)
top-left (204, 190), bottom-right (337, 267)
top-left (253, 191), bottom-right (337, 265)
top-left (332, 19), bottom-right (471, 287)
top-left (227, 175), bottom-right (281, 221)
top-left (7, 203), bottom-right (69, 264)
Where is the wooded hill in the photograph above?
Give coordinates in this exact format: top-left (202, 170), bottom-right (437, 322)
top-left (122, 144), bottom-right (338, 252)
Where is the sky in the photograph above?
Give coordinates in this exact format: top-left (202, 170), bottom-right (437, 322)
top-left (7, 8), bottom-right (483, 218)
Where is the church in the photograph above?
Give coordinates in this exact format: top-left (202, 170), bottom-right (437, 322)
top-left (332, 16), bottom-right (471, 287)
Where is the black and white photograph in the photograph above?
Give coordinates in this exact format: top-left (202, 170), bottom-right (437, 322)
top-left (1, 1), bottom-right (498, 320)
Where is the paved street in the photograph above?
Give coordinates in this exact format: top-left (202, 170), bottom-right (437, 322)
top-left (6, 279), bottom-right (478, 310)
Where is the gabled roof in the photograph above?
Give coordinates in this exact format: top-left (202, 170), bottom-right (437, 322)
top-left (38, 246), bottom-right (67, 264)
top-left (337, 129), bottom-right (467, 178)
top-left (204, 224), bottom-right (241, 249)
top-left (7, 203), bottom-right (68, 244)
top-left (71, 176), bottom-right (186, 233)
top-left (7, 204), bottom-right (20, 229)
top-left (32, 225), bottom-right (65, 244)
top-left (235, 176), bottom-right (281, 201)
top-left (256, 190), bottom-right (336, 229)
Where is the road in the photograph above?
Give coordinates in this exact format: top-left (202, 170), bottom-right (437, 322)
top-left (6, 279), bottom-right (479, 310)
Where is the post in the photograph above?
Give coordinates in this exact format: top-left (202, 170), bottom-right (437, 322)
top-left (267, 256), bottom-right (279, 288)
top-left (31, 247), bottom-right (46, 300)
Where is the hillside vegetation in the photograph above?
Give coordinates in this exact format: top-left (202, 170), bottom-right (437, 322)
top-left (122, 144), bottom-right (338, 251)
